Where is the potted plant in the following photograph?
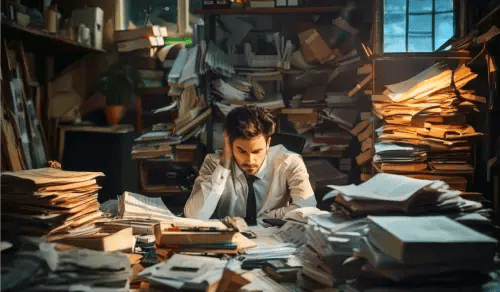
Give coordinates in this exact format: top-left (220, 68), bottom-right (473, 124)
top-left (91, 64), bottom-right (143, 125)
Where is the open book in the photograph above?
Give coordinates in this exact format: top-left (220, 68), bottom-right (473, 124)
top-left (118, 191), bottom-right (175, 221)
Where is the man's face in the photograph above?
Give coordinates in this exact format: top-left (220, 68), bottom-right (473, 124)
top-left (232, 134), bottom-right (270, 175)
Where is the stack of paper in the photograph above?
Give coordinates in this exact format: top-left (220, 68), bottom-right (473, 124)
top-left (1, 168), bottom-right (104, 241)
top-left (138, 254), bottom-right (227, 291)
top-left (373, 142), bottom-right (428, 172)
top-left (118, 191), bottom-right (175, 221)
top-left (131, 141), bottom-right (173, 159)
top-left (372, 63), bottom-right (485, 190)
top-left (296, 213), bottom-right (368, 287)
top-left (2, 240), bottom-right (131, 292)
top-left (212, 78), bottom-right (252, 101)
top-left (242, 243), bottom-right (297, 262)
top-left (153, 220), bottom-right (256, 256)
top-left (356, 216), bottom-right (497, 282)
top-left (213, 70), bottom-right (285, 112)
top-left (326, 173), bottom-right (485, 217)
top-left (205, 41), bottom-right (235, 77)
top-left (167, 44), bottom-right (209, 88)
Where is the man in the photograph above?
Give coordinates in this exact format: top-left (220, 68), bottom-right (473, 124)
top-left (184, 105), bottom-right (317, 224)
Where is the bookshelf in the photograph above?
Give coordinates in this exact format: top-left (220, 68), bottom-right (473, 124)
top-left (1, 20), bottom-right (108, 162)
top-left (196, 7), bottom-right (351, 153)
top-left (1, 21), bottom-right (106, 54)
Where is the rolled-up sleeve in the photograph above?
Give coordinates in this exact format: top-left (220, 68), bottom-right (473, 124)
top-left (184, 154), bottom-right (231, 220)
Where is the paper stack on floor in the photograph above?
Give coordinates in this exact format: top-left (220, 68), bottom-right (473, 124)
top-left (1, 168), bottom-right (104, 241)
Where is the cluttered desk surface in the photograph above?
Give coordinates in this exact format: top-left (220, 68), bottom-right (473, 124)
top-left (2, 168), bottom-right (500, 292)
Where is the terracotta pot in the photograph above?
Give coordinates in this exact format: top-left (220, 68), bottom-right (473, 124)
top-left (104, 105), bottom-right (126, 125)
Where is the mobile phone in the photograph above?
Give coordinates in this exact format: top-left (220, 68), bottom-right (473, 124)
top-left (262, 218), bottom-right (287, 227)
top-left (241, 231), bottom-right (257, 239)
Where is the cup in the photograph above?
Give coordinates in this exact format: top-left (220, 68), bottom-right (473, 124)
top-left (44, 8), bottom-right (57, 33)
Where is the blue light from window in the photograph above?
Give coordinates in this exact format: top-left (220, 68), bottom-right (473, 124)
top-left (384, 0), bottom-right (454, 52)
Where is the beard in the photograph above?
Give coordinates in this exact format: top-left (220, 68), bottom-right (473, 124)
top-left (236, 161), bottom-right (260, 175)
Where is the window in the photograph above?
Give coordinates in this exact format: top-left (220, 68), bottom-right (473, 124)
top-left (384, 0), bottom-right (454, 52)
top-left (126, 0), bottom-right (192, 36)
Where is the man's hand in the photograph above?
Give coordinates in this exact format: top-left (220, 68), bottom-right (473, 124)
top-left (219, 130), bottom-right (232, 169)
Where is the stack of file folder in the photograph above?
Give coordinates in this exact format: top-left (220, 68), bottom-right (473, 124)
top-left (1, 168), bottom-right (104, 241)
top-left (371, 63), bottom-right (485, 190)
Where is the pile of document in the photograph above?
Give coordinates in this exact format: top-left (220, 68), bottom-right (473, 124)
top-left (296, 213), bottom-right (368, 288)
top-left (1, 168), bottom-right (104, 241)
top-left (212, 77), bottom-right (252, 102)
top-left (326, 173), bottom-right (486, 217)
top-left (213, 70), bottom-right (286, 112)
top-left (371, 63), bottom-right (485, 190)
top-left (2, 240), bottom-right (131, 292)
top-left (154, 221), bottom-right (256, 256)
top-left (118, 191), bottom-right (175, 220)
top-left (167, 43), bottom-right (204, 88)
top-left (167, 40), bottom-right (235, 88)
top-left (103, 192), bottom-right (206, 235)
top-left (348, 215), bottom-right (497, 290)
top-left (138, 254), bottom-right (228, 290)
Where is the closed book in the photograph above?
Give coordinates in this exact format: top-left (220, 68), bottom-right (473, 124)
top-left (367, 216), bottom-right (497, 266)
top-left (250, 0), bottom-right (275, 7)
top-left (153, 223), bottom-right (238, 246)
top-left (56, 226), bottom-right (135, 252)
top-left (117, 36), bottom-right (164, 52)
top-left (114, 25), bottom-right (162, 42)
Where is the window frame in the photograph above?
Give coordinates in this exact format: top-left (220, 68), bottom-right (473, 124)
top-left (382, 0), bottom-right (460, 54)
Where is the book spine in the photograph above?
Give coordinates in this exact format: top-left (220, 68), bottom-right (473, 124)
top-left (367, 222), bottom-right (405, 263)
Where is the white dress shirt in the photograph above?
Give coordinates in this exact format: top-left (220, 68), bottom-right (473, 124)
top-left (184, 145), bottom-right (317, 220)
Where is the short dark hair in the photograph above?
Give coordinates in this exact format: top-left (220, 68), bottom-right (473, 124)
top-left (225, 105), bottom-right (276, 142)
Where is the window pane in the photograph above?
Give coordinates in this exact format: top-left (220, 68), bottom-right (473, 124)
top-left (409, 14), bottom-right (432, 33)
top-left (409, 0), bottom-right (432, 13)
top-left (385, 0), bottom-right (406, 14)
top-left (435, 12), bottom-right (454, 49)
top-left (408, 34), bottom-right (433, 52)
top-left (128, 0), bottom-right (178, 30)
top-left (385, 13), bottom-right (406, 36)
top-left (384, 36), bottom-right (406, 52)
top-left (384, 0), bottom-right (406, 53)
top-left (435, 0), bottom-right (453, 12)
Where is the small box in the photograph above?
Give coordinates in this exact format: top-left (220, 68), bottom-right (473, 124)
top-left (71, 7), bottom-right (104, 49)
top-left (203, 0), bottom-right (231, 9)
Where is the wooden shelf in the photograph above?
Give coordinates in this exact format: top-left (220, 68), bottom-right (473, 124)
top-left (192, 6), bottom-right (344, 14)
top-left (375, 51), bottom-right (471, 60)
top-left (2, 21), bottom-right (106, 54)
